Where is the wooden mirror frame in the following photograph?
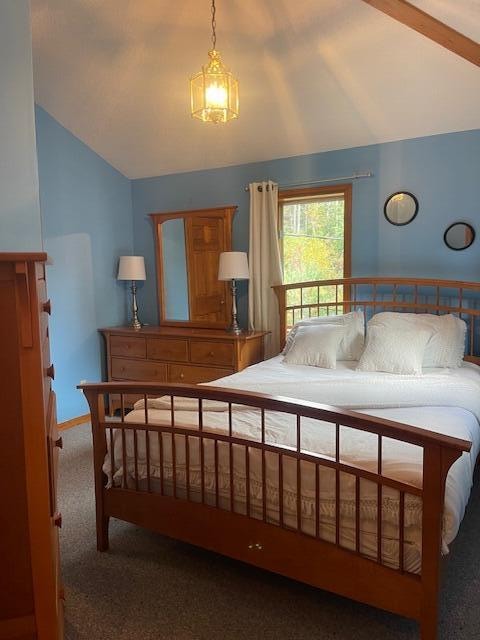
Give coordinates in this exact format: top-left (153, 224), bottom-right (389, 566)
top-left (150, 206), bottom-right (237, 328)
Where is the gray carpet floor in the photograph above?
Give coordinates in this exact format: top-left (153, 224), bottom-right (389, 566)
top-left (60, 424), bottom-right (480, 640)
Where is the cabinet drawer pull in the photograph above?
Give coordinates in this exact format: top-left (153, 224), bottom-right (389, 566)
top-left (55, 436), bottom-right (63, 449)
top-left (209, 351), bottom-right (215, 357)
top-left (46, 364), bottom-right (55, 380)
top-left (180, 373), bottom-right (185, 379)
top-left (54, 512), bottom-right (62, 528)
top-left (43, 299), bottom-right (52, 315)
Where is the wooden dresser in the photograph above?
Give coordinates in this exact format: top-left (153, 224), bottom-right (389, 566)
top-left (0, 253), bottom-right (63, 639)
top-left (100, 326), bottom-right (268, 413)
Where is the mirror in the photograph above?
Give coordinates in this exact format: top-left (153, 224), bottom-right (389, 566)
top-left (444, 222), bottom-right (475, 251)
top-left (162, 218), bottom-right (189, 321)
top-left (151, 206), bottom-right (237, 327)
top-left (384, 192), bottom-right (418, 226)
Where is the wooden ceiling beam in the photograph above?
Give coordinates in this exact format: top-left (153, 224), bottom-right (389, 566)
top-left (360, 0), bottom-right (480, 67)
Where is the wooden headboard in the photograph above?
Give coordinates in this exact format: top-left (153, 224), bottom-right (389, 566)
top-left (273, 277), bottom-right (480, 365)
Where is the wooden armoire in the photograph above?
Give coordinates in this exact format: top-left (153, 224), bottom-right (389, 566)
top-left (0, 253), bottom-right (63, 639)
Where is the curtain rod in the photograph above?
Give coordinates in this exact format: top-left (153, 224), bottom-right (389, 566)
top-left (243, 172), bottom-right (373, 192)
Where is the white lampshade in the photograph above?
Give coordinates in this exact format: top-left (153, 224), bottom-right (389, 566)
top-left (218, 251), bottom-right (249, 281)
top-left (117, 256), bottom-right (146, 281)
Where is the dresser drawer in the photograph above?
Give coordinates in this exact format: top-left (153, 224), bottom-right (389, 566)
top-left (190, 340), bottom-right (234, 367)
top-left (42, 336), bottom-right (53, 412)
top-left (147, 337), bottom-right (188, 362)
top-left (111, 357), bottom-right (167, 381)
top-left (110, 335), bottom-right (146, 358)
top-left (46, 392), bottom-right (59, 516)
top-left (168, 363), bottom-right (232, 384)
top-left (52, 522), bottom-right (64, 634)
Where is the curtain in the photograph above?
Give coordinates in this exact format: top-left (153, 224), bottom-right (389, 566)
top-left (248, 181), bottom-right (283, 358)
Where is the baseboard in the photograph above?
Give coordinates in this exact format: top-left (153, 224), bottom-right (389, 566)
top-left (58, 413), bottom-right (90, 431)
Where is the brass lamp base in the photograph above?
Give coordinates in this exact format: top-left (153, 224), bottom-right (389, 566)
top-left (226, 320), bottom-right (242, 335)
top-left (226, 278), bottom-right (242, 335)
top-left (130, 281), bottom-right (142, 330)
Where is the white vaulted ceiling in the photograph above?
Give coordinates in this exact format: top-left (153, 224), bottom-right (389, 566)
top-left (31, 0), bottom-right (480, 178)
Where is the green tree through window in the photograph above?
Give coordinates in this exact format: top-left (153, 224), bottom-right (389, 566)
top-left (280, 194), bottom-right (345, 284)
top-left (279, 187), bottom-right (351, 320)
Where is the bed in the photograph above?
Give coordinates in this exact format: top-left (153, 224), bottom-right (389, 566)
top-left (80, 277), bottom-right (480, 640)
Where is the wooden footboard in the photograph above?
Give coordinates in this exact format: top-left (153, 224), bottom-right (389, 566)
top-left (79, 381), bottom-right (471, 640)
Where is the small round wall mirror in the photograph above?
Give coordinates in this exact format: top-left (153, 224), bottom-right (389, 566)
top-left (384, 192), bottom-right (419, 226)
top-left (444, 222), bottom-right (475, 251)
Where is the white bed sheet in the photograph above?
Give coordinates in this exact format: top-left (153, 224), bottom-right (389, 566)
top-left (104, 357), bottom-right (480, 573)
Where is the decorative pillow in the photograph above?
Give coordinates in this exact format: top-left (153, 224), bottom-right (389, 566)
top-left (368, 312), bottom-right (466, 368)
top-left (283, 324), bottom-right (345, 369)
top-left (357, 326), bottom-right (432, 375)
top-left (283, 311), bottom-right (364, 361)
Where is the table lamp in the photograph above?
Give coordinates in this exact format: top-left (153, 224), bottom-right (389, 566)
top-left (117, 256), bottom-right (146, 330)
top-left (218, 251), bottom-right (249, 334)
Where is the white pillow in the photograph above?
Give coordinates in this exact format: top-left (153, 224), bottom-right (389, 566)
top-left (283, 311), bottom-right (364, 361)
top-left (283, 324), bottom-right (345, 369)
top-left (357, 325), bottom-right (432, 375)
top-left (368, 312), bottom-right (466, 368)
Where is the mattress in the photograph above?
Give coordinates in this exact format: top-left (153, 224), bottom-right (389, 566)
top-left (104, 357), bottom-right (480, 574)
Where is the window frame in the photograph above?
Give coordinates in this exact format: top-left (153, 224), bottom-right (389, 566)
top-left (278, 183), bottom-right (352, 284)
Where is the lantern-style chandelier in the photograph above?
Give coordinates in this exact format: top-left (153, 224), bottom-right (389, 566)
top-left (190, 0), bottom-right (239, 124)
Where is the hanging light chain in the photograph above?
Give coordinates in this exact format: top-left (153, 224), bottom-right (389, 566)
top-left (211, 0), bottom-right (217, 50)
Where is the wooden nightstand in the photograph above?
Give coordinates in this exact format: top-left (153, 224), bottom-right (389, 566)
top-left (100, 326), bottom-right (269, 414)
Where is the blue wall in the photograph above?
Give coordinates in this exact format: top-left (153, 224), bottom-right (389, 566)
top-left (132, 129), bottom-right (480, 326)
top-left (0, 1), bottom-right (42, 251)
top-left (36, 107), bottom-right (133, 422)
top-left (35, 112), bottom-right (480, 421)
top-left (376, 133), bottom-right (480, 276)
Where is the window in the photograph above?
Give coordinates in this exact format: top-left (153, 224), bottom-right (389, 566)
top-left (278, 184), bottom-right (351, 284)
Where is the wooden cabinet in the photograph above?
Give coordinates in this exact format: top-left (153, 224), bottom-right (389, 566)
top-left (100, 326), bottom-right (268, 414)
top-left (0, 253), bottom-right (63, 640)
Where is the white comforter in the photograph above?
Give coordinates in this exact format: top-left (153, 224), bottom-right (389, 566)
top-left (205, 357), bottom-right (480, 417)
top-left (104, 358), bottom-right (480, 573)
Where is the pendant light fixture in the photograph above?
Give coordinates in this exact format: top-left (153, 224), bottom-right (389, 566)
top-left (190, 0), bottom-right (239, 124)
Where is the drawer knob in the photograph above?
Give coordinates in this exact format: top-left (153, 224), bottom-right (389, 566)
top-left (46, 364), bottom-right (55, 380)
top-left (54, 512), bottom-right (62, 528)
top-left (55, 436), bottom-right (63, 449)
top-left (209, 351), bottom-right (214, 357)
top-left (43, 299), bottom-right (52, 315)
top-left (180, 373), bottom-right (185, 379)
top-left (248, 542), bottom-right (263, 551)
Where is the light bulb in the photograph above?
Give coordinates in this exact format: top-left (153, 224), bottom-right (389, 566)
top-left (205, 82), bottom-right (228, 109)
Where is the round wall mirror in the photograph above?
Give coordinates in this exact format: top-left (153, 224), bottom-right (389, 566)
top-left (444, 222), bottom-right (475, 251)
top-left (384, 192), bottom-right (419, 226)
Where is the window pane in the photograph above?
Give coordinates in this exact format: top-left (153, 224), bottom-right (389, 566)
top-left (281, 196), bottom-right (344, 284)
